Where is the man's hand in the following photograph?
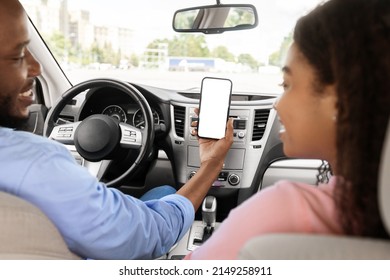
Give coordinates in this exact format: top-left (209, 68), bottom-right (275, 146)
top-left (178, 108), bottom-right (234, 211)
top-left (191, 108), bottom-right (234, 167)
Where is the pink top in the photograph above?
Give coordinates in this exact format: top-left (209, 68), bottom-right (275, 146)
top-left (185, 177), bottom-right (343, 259)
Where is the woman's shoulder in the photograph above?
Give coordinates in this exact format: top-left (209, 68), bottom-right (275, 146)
top-left (270, 178), bottom-right (336, 197)
top-left (237, 178), bottom-right (338, 217)
top-left (260, 178), bottom-right (340, 232)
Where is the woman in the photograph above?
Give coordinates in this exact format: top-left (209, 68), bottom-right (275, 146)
top-left (186, 0), bottom-right (390, 259)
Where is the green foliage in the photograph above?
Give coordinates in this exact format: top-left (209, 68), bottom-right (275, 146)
top-left (43, 30), bottom-right (264, 70)
top-left (211, 46), bottom-right (235, 62)
top-left (151, 34), bottom-right (210, 57)
top-left (225, 8), bottom-right (255, 27)
top-left (45, 31), bottom-right (71, 61)
top-left (269, 32), bottom-right (292, 66)
top-left (237, 53), bottom-right (259, 70)
top-left (129, 53), bottom-right (139, 67)
top-left (88, 42), bottom-right (120, 66)
top-left (44, 31), bottom-right (123, 67)
top-left (145, 34), bottom-right (260, 70)
top-left (174, 10), bottom-right (198, 29)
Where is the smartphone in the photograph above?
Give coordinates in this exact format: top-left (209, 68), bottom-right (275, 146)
top-left (197, 77), bottom-right (232, 139)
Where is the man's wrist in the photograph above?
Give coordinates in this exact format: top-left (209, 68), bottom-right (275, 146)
top-left (199, 159), bottom-right (224, 174)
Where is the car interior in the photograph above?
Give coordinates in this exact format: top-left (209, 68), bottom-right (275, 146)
top-left (1, 0), bottom-right (387, 260)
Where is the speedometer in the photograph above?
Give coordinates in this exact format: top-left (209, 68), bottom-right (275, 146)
top-left (133, 109), bottom-right (160, 129)
top-left (102, 105), bottom-right (127, 123)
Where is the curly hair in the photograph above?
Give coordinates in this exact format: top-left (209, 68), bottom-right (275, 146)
top-left (293, 0), bottom-right (390, 237)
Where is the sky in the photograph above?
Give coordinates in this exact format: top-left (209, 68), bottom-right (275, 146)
top-left (67, 0), bottom-right (324, 61)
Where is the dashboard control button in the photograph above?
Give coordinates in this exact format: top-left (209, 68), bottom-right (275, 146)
top-left (238, 131), bottom-right (245, 139)
top-left (228, 173), bottom-right (240, 186)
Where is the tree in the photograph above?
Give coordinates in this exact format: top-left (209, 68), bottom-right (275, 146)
top-left (46, 31), bottom-right (72, 62)
top-left (211, 46), bottom-right (235, 62)
top-left (87, 42), bottom-right (121, 66)
top-left (89, 42), bottom-right (105, 63)
top-left (269, 32), bottom-right (292, 66)
top-left (168, 34), bottom-right (210, 57)
top-left (237, 53), bottom-right (259, 71)
top-left (129, 53), bottom-right (139, 67)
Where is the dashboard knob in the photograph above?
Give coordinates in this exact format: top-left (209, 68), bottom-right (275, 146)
top-left (238, 131), bottom-right (245, 139)
top-left (228, 173), bottom-right (240, 186)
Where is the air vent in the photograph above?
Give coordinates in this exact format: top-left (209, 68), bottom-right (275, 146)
top-left (252, 109), bottom-right (270, 141)
top-left (173, 106), bottom-right (185, 137)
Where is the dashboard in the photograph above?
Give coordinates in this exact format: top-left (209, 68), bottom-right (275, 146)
top-left (59, 82), bottom-right (286, 211)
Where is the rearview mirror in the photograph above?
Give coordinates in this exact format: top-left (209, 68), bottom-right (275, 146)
top-left (173, 4), bottom-right (258, 34)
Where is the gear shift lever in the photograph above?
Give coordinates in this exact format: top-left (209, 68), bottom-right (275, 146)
top-left (202, 195), bottom-right (217, 228)
top-left (192, 196), bottom-right (217, 246)
top-left (201, 196), bottom-right (217, 242)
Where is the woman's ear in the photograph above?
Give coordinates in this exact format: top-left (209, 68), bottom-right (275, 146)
top-left (322, 84), bottom-right (338, 121)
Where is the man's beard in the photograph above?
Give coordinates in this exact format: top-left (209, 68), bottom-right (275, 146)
top-left (0, 95), bottom-right (29, 130)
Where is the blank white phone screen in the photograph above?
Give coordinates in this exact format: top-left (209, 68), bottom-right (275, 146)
top-left (198, 77), bottom-right (232, 139)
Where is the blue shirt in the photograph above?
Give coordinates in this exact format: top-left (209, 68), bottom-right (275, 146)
top-left (0, 127), bottom-right (194, 259)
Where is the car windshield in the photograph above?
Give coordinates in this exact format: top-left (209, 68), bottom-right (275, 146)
top-left (21, 0), bottom-right (322, 94)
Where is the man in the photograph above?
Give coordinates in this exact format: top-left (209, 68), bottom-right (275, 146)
top-left (0, 0), bottom-right (233, 259)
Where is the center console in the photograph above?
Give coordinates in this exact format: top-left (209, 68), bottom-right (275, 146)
top-left (166, 97), bottom-right (280, 259)
top-left (170, 101), bottom-right (277, 190)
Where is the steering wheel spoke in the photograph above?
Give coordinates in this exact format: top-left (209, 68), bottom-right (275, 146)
top-left (64, 145), bottom-right (112, 180)
top-left (84, 159), bottom-right (112, 180)
top-left (49, 122), bottom-right (81, 145)
top-left (119, 123), bottom-right (143, 149)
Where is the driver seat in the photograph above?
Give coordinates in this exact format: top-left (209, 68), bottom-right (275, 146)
top-left (0, 191), bottom-right (81, 259)
top-left (238, 119), bottom-right (390, 259)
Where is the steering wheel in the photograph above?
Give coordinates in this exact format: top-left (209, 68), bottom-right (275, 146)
top-left (43, 78), bottom-right (155, 187)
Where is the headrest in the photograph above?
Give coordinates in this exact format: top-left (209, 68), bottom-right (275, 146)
top-left (379, 119), bottom-right (390, 234)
